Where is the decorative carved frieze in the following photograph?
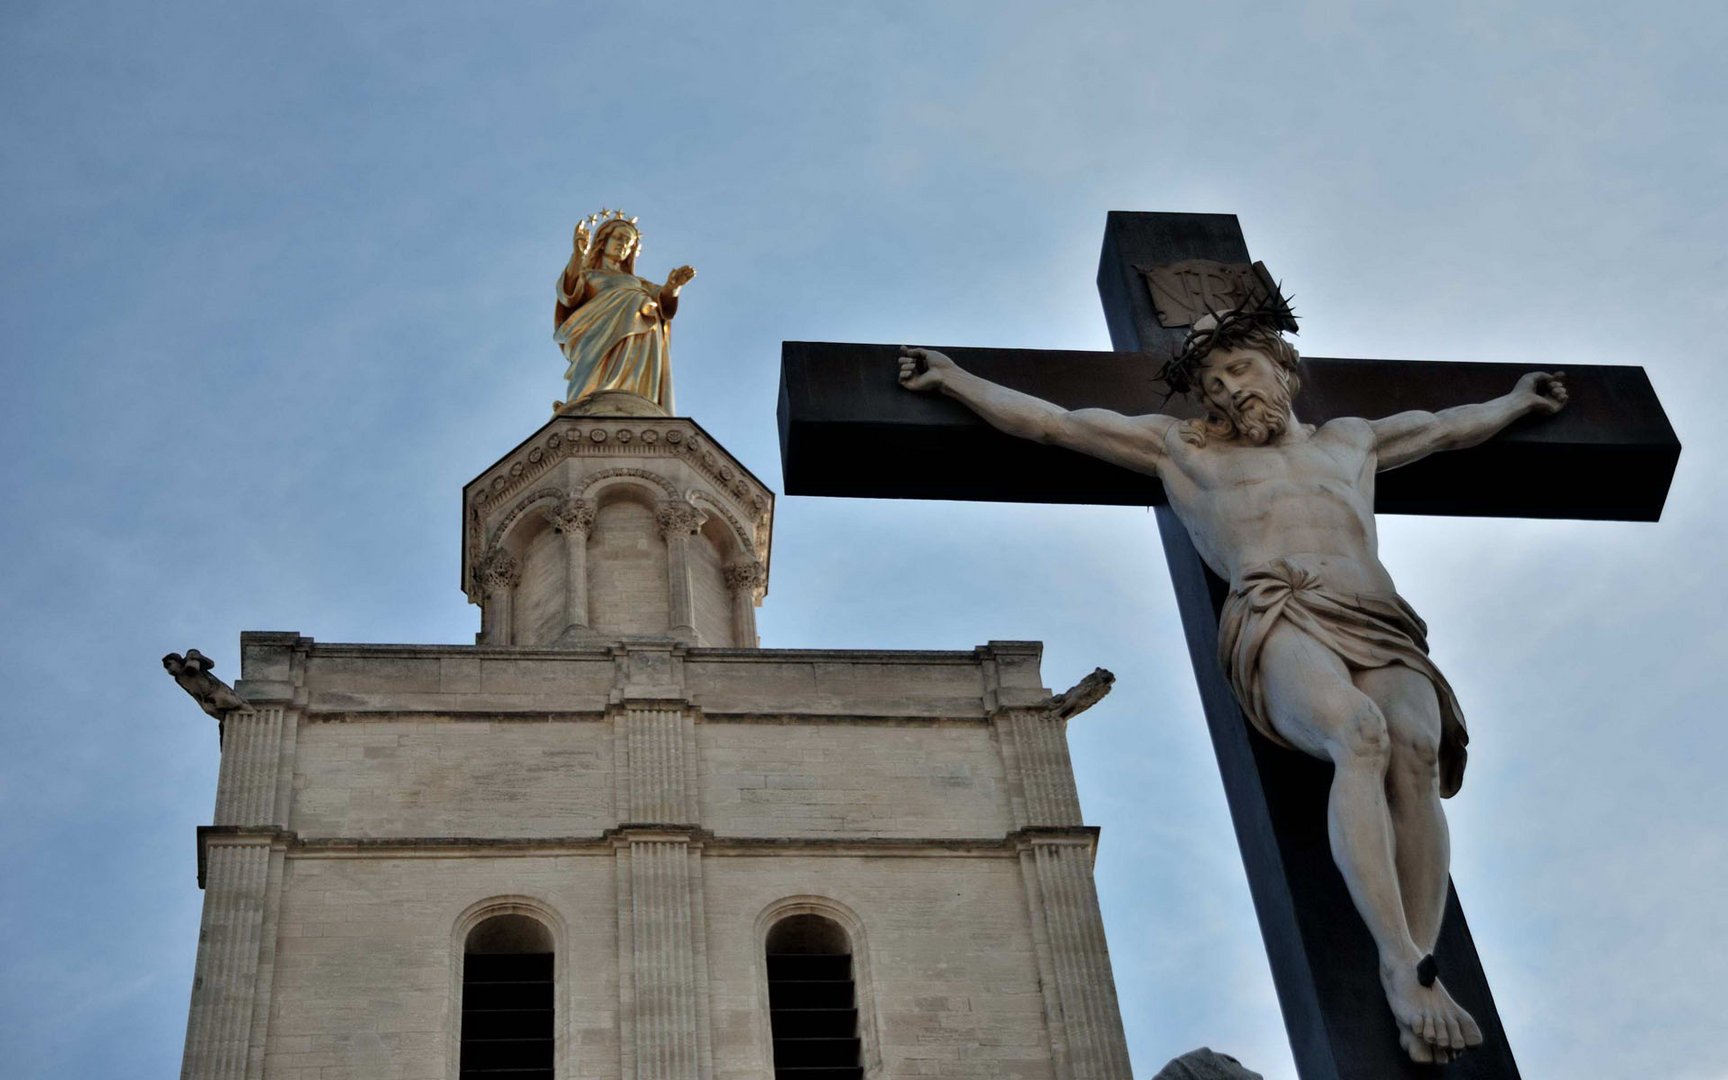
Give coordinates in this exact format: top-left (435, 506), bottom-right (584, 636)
top-left (469, 420), bottom-right (768, 524)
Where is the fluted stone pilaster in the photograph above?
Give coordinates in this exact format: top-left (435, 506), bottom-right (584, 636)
top-left (996, 708), bottom-right (1084, 828)
top-left (184, 704), bottom-right (293, 1080)
top-left (1021, 835), bottom-right (1132, 1080)
top-left (624, 705), bottom-right (695, 824)
top-left (181, 836), bottom-right (275, 1080)
top-left (213, 706), bottom-right (288, 827)
top-left (991, 680), bottom-right (1130, 1080)
top-left (627, 836), bottom-right (703, 1080)
top-left (613, 695), bottom-right (708, 1080)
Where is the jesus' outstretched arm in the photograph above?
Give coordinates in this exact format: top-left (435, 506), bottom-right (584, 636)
top-left (1371, 371), bottom-right (1568, 470)
top-left (897, 346), bottom-right (1174, 477)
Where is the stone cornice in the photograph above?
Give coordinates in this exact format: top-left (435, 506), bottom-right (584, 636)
top-left (283, 826), bottom-right (1101, 860)
top-left (266, 639), bottom-right (1039, 665)
top-left (243, 638), bottom-right (1062, 718)
top-left (297, 709), bottom-right (1000, 726)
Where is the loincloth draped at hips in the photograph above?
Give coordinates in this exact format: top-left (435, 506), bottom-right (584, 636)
top-left (1218, 559), bottom-right (1469, 797)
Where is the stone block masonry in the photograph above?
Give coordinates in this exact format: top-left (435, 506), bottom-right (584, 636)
top-left (175, 633), bottom-right (1133, 1080)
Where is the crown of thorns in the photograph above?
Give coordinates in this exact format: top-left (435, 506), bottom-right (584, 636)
top-left (1157, 280), bottom-right (1299, 396)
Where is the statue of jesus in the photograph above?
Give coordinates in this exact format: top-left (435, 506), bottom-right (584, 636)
top-left (897, 310), bottom-right (1567, 1065)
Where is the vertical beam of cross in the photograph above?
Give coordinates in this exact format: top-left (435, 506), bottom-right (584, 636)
top-left (1098, 212), bottom-right (1520, 1080)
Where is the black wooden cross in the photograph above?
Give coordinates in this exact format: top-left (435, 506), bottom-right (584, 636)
top-left (777, 212), bottom-right (1680, 1080)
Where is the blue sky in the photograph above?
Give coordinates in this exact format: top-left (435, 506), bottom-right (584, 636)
top-left (2, 3), bottom-right (1724, 1077)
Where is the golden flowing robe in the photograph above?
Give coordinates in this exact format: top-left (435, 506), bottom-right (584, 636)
top-left (555, 268), bottom-right (673, 411)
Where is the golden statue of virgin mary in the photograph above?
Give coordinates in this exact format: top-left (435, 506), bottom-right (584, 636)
top-left (553, 210), bottom-right (696, 415)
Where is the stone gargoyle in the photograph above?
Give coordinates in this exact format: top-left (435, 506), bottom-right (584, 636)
top-left (163, 648), bottom-right (249, 720)
top-left (1040, 667), bottom-right (1116, 720)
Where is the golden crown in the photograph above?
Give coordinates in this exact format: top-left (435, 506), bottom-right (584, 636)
top-left (575, 207), bottom-right (641, 251)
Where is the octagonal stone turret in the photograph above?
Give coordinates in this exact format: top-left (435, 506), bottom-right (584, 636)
top-left (462, 413), bottom-right (773, 647)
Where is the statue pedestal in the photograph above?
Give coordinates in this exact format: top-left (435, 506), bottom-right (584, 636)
top-left (464, 412), bottom-right (772, 648)
top-left (556, 389), bottom-right (669, 418)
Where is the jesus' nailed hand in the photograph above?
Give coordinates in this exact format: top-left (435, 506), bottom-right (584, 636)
top-left (897, 331), bottom-right (1566, 1065)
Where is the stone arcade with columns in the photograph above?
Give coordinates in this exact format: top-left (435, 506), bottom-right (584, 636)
top-left (464, 412), bottom-right (773, 650)
top-left (175, 398), bottom-right (1134, 1080)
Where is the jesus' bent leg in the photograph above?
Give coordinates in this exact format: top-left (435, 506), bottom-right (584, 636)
top-left (1257, 625), bottom-right (1417, 963)
top-left (1354, 664), bottom-right (1450, 953)
top-left (1356, 663), bottom-right (1481, 1057)
top-left (1255, 624), bottom-right (1477, 1059)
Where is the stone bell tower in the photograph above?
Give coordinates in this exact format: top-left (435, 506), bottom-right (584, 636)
top-left (171, 228), bottom-right (1134, 1080)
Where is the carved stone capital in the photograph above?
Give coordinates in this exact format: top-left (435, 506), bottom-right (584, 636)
top-left (478, 547), bottom-right (521, 593)
top-left (544, 497), bottom-right (596, 536)
top-left (723, 559), bottom-right (766, 592)
top-left (656, 500), bottom-right (705, 538)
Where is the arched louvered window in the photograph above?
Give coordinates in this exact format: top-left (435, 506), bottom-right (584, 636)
top-left (766, 913), bottom-right (863, 1079)
top-left (460, 913), bottom-right (554, 1079)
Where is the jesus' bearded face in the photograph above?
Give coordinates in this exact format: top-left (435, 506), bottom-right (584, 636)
top-left (1197, 346), bottom-right (1295, 445)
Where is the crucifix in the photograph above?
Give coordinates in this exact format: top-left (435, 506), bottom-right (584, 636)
top-left (777, 212), bottom-right (1679, 1078)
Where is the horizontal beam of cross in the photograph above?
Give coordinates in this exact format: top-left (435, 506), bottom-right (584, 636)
top-left (778, 341), bottom-right (1677, 520)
